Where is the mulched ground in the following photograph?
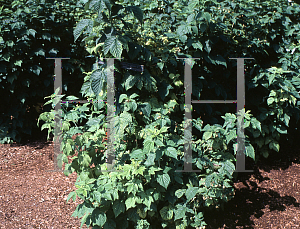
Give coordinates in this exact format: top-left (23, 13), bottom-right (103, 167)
top-left (0, 133), bottom-right (299, 229)
top-left (204, 136), bottom-right (300, 229)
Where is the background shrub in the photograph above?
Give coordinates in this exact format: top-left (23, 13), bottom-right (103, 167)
top-left (0, 0), bottom-right (96, 143)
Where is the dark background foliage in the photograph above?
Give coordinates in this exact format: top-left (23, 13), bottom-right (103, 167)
top-left (0, 0), bottom-right (95, 143)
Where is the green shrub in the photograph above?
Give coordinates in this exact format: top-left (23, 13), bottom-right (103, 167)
top-left (39, 0), bottom-right (300, 228)
top-left (0, 0), bottom-right (95, 143)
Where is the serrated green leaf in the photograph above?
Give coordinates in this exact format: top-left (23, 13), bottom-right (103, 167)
top-left (269, 140), bottom-right (280, 152)
top-left (177, 25), bottom-right (188, 35)
top-left (126, 6), bottom-right (143, 24)
top-left (104, 36), bottom-right (123, 58)
top-left (64, 142), bottom-right (72, 155)
top-left (157, 173), bottom-right (170, 189)
top-left (93, 191), bottom-right (101, 203)
top-left (268, 74), bottom-right (276, 86)
top-left (119, 94), bottom-right (128, 103)
top-left (174, 204), bottom-right (186, 221)
top-left (175, 189), bottom-right (186, 198)
top-left (31, 65), bottom-right (42, 76)
top-left (129, 93), bottom-right (139, 99)
top-left (191, 25), bottom-right (198, 35)
top-left (245, 144), bottom-right (255, 160)
top-left (244, 120), bottom-right (250, 128)
top-left (76, 188), bottom-right (87, 198)
top-left (120, 111), bottom-right (132, 124)
top-left (155, 139), bottom-right (165, 147)
top-left (91, 209), bottom-right (107, 227)
top-left (165, 147), bottom-right (178, 159)
top-left (226, 129), bottom-right (236, 144)
top-left (62, 122), bottom-right (70, 131)
top-left (27, 28), bottom-right (36, 37)
top-left (130, 149), bottom-right (145, 160)
top-left (143, 139), bottom-right (155, 154)
top-left (112, 200), bottom-right (125, 218)
top-left (91, 69), bottom-right (106, 96)
top-left (41, 33), bottom-right (51, 41)
top-left (203, 12), bottom-right (211, 22)
top-left (187, 13), bottom-right (195, 24)
top-left (128, 101), bottom-right (137, 112)
top-left (140, 102), bottom-right (151, 117)
top-left (102, 192), bottom-right (112, 201)
top-left (174, 80), bottom-right (183, 87)
top-left (79, 154), bottom-right (91, 167)
top-left (159, 206), bottom-right (173, 220)
top-left (125, 197), bottom-right (136, 210)
top-left (179, 34), bottom-right (187, 43)
top-left (144, 153), bottom-right (155, 167)
top-left (74, 19), bottom-right (93, 42)
top-left (66, 191), bottom-right (76, 203)
top-left (218, 160), bottom-right (235, 176)
top-left (250, 118), bottom-right (261, 132)
top-left (185, 187), bottom-right (199, 201)
top-left (80, 212), bottom-right (89, 228)
top-left (157, 62), bottom-right (164, 70)
top-left (124, 72), bottom-right (138, 91)
top-left (66, 95), bottom-right (79, 101)
top-left (203, 132), bottom-right (212, 141)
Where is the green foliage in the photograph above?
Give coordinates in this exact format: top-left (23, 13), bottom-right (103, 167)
top-left (39, 0), bottom-right (300, 228)
top-left (0, 0), bottom-right (95, 143)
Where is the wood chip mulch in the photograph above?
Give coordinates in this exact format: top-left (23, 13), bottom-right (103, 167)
top-left (0, 134), bottom-right (299, 229)
top-left (204, 137), bottom-right (300, 229)
top-left (0, 138), bottom-right (88, 229)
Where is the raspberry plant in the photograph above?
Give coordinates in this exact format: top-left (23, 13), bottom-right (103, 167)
top-left (38, 0), bottom-right (300, 228)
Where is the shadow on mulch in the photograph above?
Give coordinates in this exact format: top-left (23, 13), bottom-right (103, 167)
top-left (203, 133), bottom-right (300, 229)
top-left (14, 130), bottom-right (52, 147)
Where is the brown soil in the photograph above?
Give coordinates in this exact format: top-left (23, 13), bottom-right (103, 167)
top-left (0, 138), bottom-right (88, 229)
top-left (0, 134), bottom-right (299, 228)
top-left (204, 136), bottom-right (300, 229)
